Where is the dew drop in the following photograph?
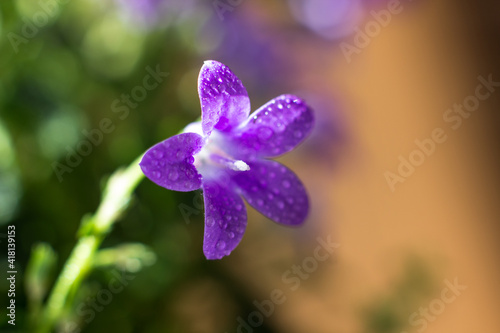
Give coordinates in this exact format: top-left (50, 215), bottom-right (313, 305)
top-left (206, 218), bottom-right (215, 227)
top-left (176, 150), bottom-right (184, 160)
top-left (168, 170), bottom-right (179, 181)
top-left (257, 199), bottom-right (264, 206)
top-left (269, 172), bottom-right (276, 179)
top-left (186, 156), bottom-right (195, 164)
top-left (152, 171), bottom-right (161, 179)
top-left (286, 197), bottom-right (294, 205)
top-left (225, 215), bottom-right (232, 221)
top-left (154, 150), bottom-right (164, 159)
top-left (216, 240), bottom-right (226, 250)
top-left (277, 201), bottom-right (285, 209)
top-left (294, 130), bottom-right (303, 139)
top-left (257, 127), bottom-right (273, 141)
top-left (235, 204), bottom-right (242, 211)
top-left (219, 221), bottom-right (228, 229)
top-left (267, 193), bottom-right (274, 200)
top-left (277, 103), bottom-right (283, 110)
top-left (228, 232), bottom-right (235, 239)
top-left (282, 180), bottom-right (291, 189)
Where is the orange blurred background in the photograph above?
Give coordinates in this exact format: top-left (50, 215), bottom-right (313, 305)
top-left (170, 1), bottom-right (500, 333)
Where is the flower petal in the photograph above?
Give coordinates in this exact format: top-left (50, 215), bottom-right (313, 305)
top-left (203, 180), bottom-right (247, 260)
top-left (140, 133), bottom-right (203, 192)
top-left (198, 60), bottom-right (250, 136)
top-left (229, 95), bottom-right (314, 159)
top-left (231, 159), bottom-right (309, 226)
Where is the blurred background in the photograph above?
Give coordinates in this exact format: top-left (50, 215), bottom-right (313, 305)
top-left (1, 0), bottom-right (500, 332)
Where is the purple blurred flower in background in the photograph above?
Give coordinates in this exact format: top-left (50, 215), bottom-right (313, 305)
top-left (114, 0), bottom-right (197, 29)
top-left (289, 0), bottom-right (382, 39)
top-left (140, 61), bottom-right (314, 259)
top-left (298, 94), bottom-right (347, 165)
top-left (208, 14), bottom-right (295, 95)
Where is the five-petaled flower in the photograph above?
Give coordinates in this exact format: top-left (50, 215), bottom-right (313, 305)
top-left (140, 61), bottom-right (314, 259)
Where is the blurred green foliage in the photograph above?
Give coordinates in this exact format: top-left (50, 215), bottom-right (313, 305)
top-left (0, 0), bottom-right (217, 331)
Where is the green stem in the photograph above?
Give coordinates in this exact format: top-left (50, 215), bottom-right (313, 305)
top-left (36, 155), bottom-right (144, 333)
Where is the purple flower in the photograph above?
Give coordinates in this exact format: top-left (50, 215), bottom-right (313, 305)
top-left (140, 61), bottom-right (314, 259)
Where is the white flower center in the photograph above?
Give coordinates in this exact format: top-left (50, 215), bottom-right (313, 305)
top-left (183, 121), bottom-right (250, 173)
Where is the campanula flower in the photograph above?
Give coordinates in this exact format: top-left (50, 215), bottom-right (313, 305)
top-left (140, 61), bottom-right (314, 259)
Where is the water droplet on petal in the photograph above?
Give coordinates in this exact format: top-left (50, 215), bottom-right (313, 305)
top-left (219, 220), bottom-right (228, 229)
top-left (168, 170), bottom-right (179, 181)
top-left (277, 201), bottom-right (285, 209)
top-left (257, 127), bottom-right (273, 141)
top-left (225, 215), bottom-right (232, 221)
top-left (235, 204), bottom-right (242, 211)
top-left (228, 232), bottom-right (235, 239)
top-left (267, 193), bottom-right (274, 200)
top-left (154, 150), bottom-right (164, 159)
top-left (257, 199), bottom-right (264, 206)
top-left (186, 156), bottom-right (195, 164)
top-left (294, 130), bottom-right (303, 139)
top-left (282, 180), bottom-right (291, 189)
top-left (206, 218), bottom-right (215, 227)
top-left (153, 171), bottom-right (161, 179)
top-left (176, 150), bottom-right (184, 160)
top-left (216, 240), bottom-right (226, 250)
